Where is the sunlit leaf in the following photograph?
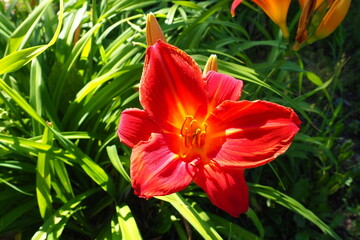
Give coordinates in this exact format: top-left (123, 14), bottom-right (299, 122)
top-left (249, 183), bottom-right (341, 240)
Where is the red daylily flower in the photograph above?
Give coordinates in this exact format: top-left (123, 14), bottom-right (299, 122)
top-left (118, 40), bottom-right (301, 217)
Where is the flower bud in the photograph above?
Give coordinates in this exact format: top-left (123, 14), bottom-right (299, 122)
top-left (146, 13), bottom-right (166, 46)
top-left (203, 54), bottom-right (218, 76)
top-left (294, 0), bottom-right (317, 50)
top-left (309, 0), bottom-right (351, 43)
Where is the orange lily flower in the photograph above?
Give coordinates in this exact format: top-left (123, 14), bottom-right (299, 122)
top-left (231, 0), bottom-right (291, 38)
top-left (298, 0), bottom-right (330, 9)
top-left (309, 0), bottom-right (351, 43)
top-left (117, 15), bottom-right (301, 217)
top-left (294, 0), bottom-right (351, 49)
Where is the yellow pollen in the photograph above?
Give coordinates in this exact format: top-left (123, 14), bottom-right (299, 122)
top-left (179, 115), bottom-right (207, 158)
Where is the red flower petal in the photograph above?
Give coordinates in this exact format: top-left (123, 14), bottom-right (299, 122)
top-left (207, 100), bottom-right (301, 169)
top-left (117, 108), bottom-right (160, 148)
top-left (231, 0), bottom-right (244, 16)
top-left (131, 133), bottom-right (198, 198)
top-left (193, 163), bottom-right (248, 217)
top-left (140, 41), bottom-right (208, 133)
top-left (205, 71), bottom-right (243, 111)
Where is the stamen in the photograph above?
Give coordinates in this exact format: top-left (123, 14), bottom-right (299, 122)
top-left (195, 133), bottom-right (199, 147)
top-left (184, 128), bottom-right (191, 148)
top-left (197, 131), bottom-right (206, 147)
top-left (180, 115), bottom-right (193, 136)
top-left (179, 115), bottom-right (208, 158)
top-left (190, 119), bottom-right (198, 131)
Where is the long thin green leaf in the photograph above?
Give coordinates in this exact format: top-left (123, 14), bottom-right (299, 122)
top-left (7, 0), bottom-right (52, 53)
top-left (0, 177), bottom-right (34, 196)
top-left (0, 0), bottom-right (63, 74)
top-left (107, 145), bottom-right (131, 183)
top-left (36, 126), bottom-right (53, 219)
top-left (0, 73), bottom-right (116, 197)
top-left (112, 204), bottom-right (142, 240)
top-left (0, 199), bottom-right (37, 232)
top-left (30, 58), bottom-right (44, 135)
top-left (0, 45), bottom-right (47, 75)
top-left (0, 133), bottom-right (76, 163)
top-left (245, 208), bottom-right (264, 238)
top-left (0, 132), bottom-right (116, 198)
top-left (50, 129), bottom-right (116, 198)
top-left (75, 68), bottom-right (125, 103)
top-left (157, 193), bottom-right (222, 240)
top-left (52, 22), bottom-right (102, 109)
top-left (208, 213), bottom-right (261, 240)
top-left (31, 189), bottom-right (98, 240)
top-left (249, 183), bottom-right (341, 240)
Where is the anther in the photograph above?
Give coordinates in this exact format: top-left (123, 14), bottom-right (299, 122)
top-left (180, 115), bottom-right (193, 136)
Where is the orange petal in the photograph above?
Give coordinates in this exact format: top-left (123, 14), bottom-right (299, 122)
top-left (311, 0), bottom-right (351, 42)
top-left (298, 0), bottom-right (330, 10)
top-left (252, 0), bottom-right (291, 38)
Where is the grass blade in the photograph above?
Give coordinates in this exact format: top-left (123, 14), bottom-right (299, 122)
top-left (31, 188), bottom-right (98, 240)
top-left (107, 145), bottom-right (131, 183)
top-left (112, 204), bottom-right (142, 240)
top-left (157, 193), bottom-right (222, 240)
top-left (36, 126), bottom-right (53, 219)
top-left (6, 0), bottom-right (51, 53)
top-left (249, 183), bottom-right (341, 240)
top-left (0, 0), bottom-right (63, 74)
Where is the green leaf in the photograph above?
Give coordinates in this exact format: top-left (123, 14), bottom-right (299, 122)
top-left (107, 145), bottom-right (131, 183)
top-left (112, 204), bottom-right (142, 240)
top-left (208, 213), bottom-right (261, 240)
top-left (52, 22), bottom-right (102, 109)
top-left (305, 71), bottom-right (324, 86)
top-left (50, 129), bottom-right (117, 198)
top-left (157, 193), bottom-right (222, 240)
top-left (0, 45), bottom-right (47, 75)
top-left (0, 199), bottom-right (37, 232)
top-left (0, 177), bottom-right (34, 196)
top-left (36, 126), bottom-right (54, 219)
top-left (249, 183), bottom-right (341, 240)
top-left (31, 189), bottom-right (98, 240)
top-left (7, 0), bottom-right (52, 53)
top-left (245, 208), bottom-right (264, 238)
top-left (0, 0), bottom-right (63, 74)
top-left (0, 132), bottom-right (116, 198)
top-left (172, 1), bottom-right (204, 10)
top-left (30, 58), bottom-right (44, 135)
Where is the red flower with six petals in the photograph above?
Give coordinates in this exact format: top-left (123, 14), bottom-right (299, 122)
top-left (118, 40), bottom-right (301, 217)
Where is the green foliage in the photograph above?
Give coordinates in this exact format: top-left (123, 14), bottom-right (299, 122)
top-left (0, 0), bottom-right (358, 239)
